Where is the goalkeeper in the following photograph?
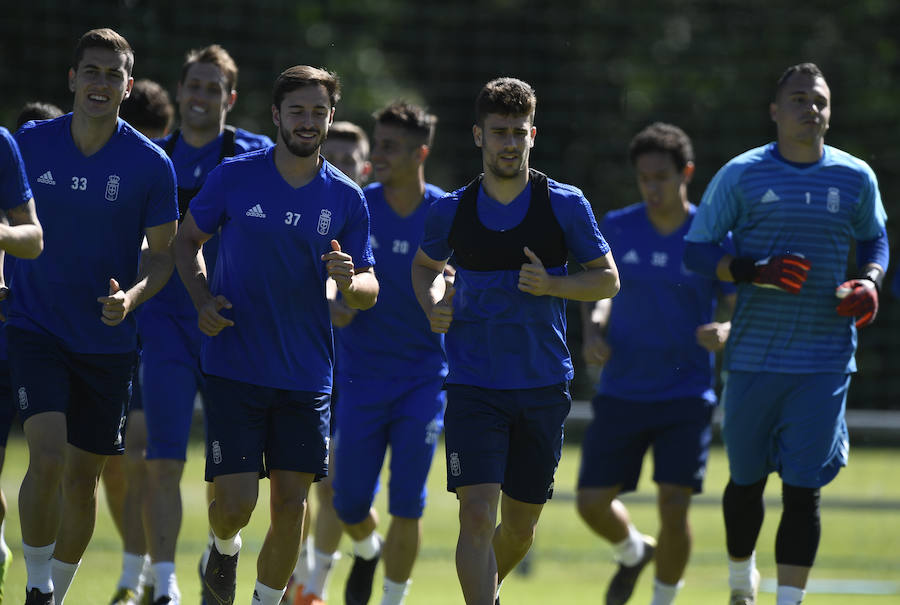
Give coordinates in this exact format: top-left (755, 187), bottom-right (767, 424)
top-left (683, 63), bottom-right (888, 605)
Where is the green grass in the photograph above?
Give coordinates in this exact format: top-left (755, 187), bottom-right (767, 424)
top-left (0, 435), bottom-right (898, 604)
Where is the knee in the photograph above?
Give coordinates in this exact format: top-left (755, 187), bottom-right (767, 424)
top-left (28, 442), bottom-right (66, 479)
top-left (315, 479), bottom-right (335, 506)
top-left (575, 488), bottom-right (615, 523)
top-left (146, 459), bottom-right (183, 488)
top-left (657, 486), bottom-right (691, 531)
top-left (782, 483), bottom-right (820, 517)
top-left (270, 492), bottom-right (305, 529)
top-left (458, 498), bottom-right (495, 539)
top-left (499, 515), bottom-right (538, 547)
top-left (215, 493), bottom-right (256, 530)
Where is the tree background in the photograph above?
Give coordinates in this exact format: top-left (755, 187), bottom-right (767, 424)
top-left (3, 0), bottom-right (899, 407)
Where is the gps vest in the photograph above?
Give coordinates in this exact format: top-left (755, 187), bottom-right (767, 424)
top-left (448, 169), bottom-right (568, 271)
top-left (163, 126), bottom-right (236, 223)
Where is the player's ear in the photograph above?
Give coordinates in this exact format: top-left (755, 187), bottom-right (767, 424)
top-left (225, 90), bottom-right (237, 113)
top-left (472, 124), bottom-right (483, 148)
top-left (271, 104), bottom-right (280, 127)
top-left (68, 68), bottom-right (76, 92)
top-left (769, 101), bottom-right (778, 123)
top-left (683, 161), bottom-right (695, 184)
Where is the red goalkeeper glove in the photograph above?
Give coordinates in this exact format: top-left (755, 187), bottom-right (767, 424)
top-left (836, 279), bottom-right (879, 328)
top-left (730, 254), bottom-right (812, 294)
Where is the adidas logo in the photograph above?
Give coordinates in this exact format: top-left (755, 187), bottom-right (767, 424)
top-left (760, 189), bottom-right (780, 204)
top-left (36, 171), bottom-right (56, 186)
top-left (246, 204), bottom-right (266, 218)
top-left (621, 249), bottom-right (640, 264)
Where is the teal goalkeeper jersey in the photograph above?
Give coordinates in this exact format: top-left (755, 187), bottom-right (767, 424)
top-left (686, 143), bottom-right (886, 374)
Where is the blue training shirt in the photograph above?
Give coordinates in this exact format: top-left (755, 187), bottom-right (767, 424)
top-left (598, 203), bottom-right (734, 402)
top-left (0, 127), bottom-right (32, 211)
top-left (189, 148), bottom-right (375, 392)
top-left (0, 127), bottom-right (33, 361)
top-left (421, 175), bottom-right (609, 389)
top-left (12, 115), bottom-right (178, 354)
top-left (686, 142), bottom-right (887, 374)
top-left (145, 128), bottom-right (273, 316)
top-left (336, 182), bottom-right (447, 379)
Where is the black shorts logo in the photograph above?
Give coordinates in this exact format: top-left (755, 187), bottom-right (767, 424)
top-left (17, 387), bottom-right (27, 410)
top-left (449, 452), bottom-right (461, 477)
top-left (212, 440), bottom-right (223, 464)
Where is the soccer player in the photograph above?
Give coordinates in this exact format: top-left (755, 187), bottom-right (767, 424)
top-left (325, 101), bottom-right (447, 605)
top-left (683, 63), bottom-right (888, 605)
top-left (138, 44), bottom-right (272, 605)
top-left (106, 76), bottom-right (177, 605)
top-left (0, 126), bottom-right (44, 602)
top-left (11, 28), bottom-right (178, 605)
top-left (411, 77), bottom-right (619, 605)
top-left (321, 120), bottom-right (372, 185)
top-left (15, 102), bottom-right (64, 130)
top-left (577, 123), bottom-right (735, 605)
top-left (119, 78), bottom-right (175, 139)
top-left (174, 65), bottom-right (377, 605)
top-left (288, 120), bottom-right (371, 605)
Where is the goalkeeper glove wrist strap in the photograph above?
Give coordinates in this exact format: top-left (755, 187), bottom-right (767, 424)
top-left (729, 257), bottom-right (757, 283)
top-left (859, 267), bottom-right (884, 292)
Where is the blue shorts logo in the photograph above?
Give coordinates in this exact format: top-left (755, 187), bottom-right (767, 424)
top-left (17, 387), bottom-right (27, 410)
top-left (212, 440), bottom-right (223, 464)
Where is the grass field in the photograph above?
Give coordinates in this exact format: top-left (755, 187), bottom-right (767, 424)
top-left (0, 433), bottom-right (897, 604)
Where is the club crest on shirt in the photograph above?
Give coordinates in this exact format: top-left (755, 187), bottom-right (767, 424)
top-left (826, 187), bottom-right (840, 213)
top-left (105, 175), bottom-right (120, 202)
top-left (317, 209), bottom-right (332, 235)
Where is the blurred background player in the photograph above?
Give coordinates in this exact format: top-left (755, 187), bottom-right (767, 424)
top-left (119, 78), bottom-right (175, 138)
top-left (576, 123), bottom-right (734, 605)
top-left (287, 120), bottom-right (371, 605)
top-left (12, 28), bottom-right (178, 604)
top-left (411, 77), bottom-right (619, 605)
top-left (138, 44), bottom-right (272, 605)
top-left (0, 123), bottom-right (44, 602)
top-left (175, 64), bottom-right (377, 605)
top-left (324, 102), bottom-right (447, 605)
top-left (16, 102), bottom-right (64, 130)
top-left (684, 63), bottom-right (888, 605)
top-left (105, 77), bottom-right (176, 605)
top-left (0, 102), bottom-right (58, 602)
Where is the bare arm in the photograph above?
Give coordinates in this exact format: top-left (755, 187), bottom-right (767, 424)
top-left (174, 211), bottom-right (235, 336)
top-left (0, 200), bottom-right (43, 259)
top-left (519, 248), bottom-right (620, 302)
top-left (411, 247), bottom-right (454, 333)
top-left (580, 297), bottom-right (612, 366)
top-left (320, 239), bottom-right (378, 310)
top-left (696, 292), bottom-right (736, 353)
top-left (97, 219), bottom-right (176, 326)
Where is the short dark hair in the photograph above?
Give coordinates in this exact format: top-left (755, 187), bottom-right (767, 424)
top-left (16, 101), bottom-right (64, 130)
top-left (373, 101), bottom-right (437, 147)
top-left (120, 79), bottom-right (174, 136)
top-left (475, 77), bottom-right (536, 125)
top-left (628, 122), bottom-right (694, 171)
top-left (775, 62), bottom-right (826, 99)
top-left (181, 44), bottom-right (238, 92)
top-left (326, 121), bottom-right (370, 157)
top-left (74, 28), bottom-right (134, 75)
top-left (272, 65), bottom-right (341, 109)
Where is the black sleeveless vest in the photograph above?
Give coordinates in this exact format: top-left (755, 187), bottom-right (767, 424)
top-left (163, 125), bottom-right (237, 223)
top-left (448, 169), bottom-right (568, 271)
